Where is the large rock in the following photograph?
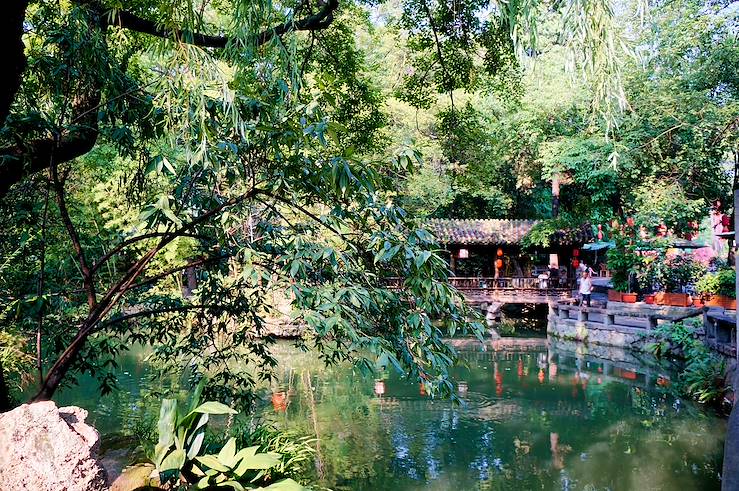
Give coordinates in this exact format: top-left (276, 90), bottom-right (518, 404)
top-left (0, 401), bottom-right (108, 491)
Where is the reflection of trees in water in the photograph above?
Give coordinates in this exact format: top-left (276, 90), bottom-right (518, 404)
top-left (262, 345), bottom-right (723, 491)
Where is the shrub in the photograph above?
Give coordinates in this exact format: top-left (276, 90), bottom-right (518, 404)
top-left (695, 268), bottom-right (736, 298)
top-left (646, 322), bottom-right (729, 405)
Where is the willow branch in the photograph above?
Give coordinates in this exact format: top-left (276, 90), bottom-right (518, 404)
top-left (94, 0), bottom-right (339, 48)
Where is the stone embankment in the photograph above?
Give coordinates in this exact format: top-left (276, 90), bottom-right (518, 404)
top-left (0, 401), bottom-right (109, 491)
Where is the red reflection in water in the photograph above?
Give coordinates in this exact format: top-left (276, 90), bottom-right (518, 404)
top-left (549, 362), bottom-right (558, 381)
top-left (374, 380), bottom-right (386, 397)
top-left (494, 362), bottom-right (503, 396)
top-left (272, 391), bottom-right (288, 412)
top-left (517, 359), bottom-right (524, 378)
top-left (538, 368), bottom-right (545, 384)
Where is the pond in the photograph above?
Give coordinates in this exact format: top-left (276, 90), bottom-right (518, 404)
top-left (52, 337), bottom-right (726, 490)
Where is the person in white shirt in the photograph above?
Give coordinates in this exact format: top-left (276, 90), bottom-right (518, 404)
top-left (579, 271), bottom-right (593, 307)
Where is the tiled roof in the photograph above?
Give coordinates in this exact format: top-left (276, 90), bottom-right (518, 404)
top-left (424, 219), bottom-right (538, 245)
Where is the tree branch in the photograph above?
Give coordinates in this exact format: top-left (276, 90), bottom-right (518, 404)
top-left (99, 304), bottom-right (220, 330)
top-left (32, 186), bottom-right (261, 401)
top-left (91, 232), bottom-right (209, 274)
top-left (124, 255), bottom-right (228, 293)
top-left (51, 159), bottom-right (97, 310)
top-left (95, 0), bottom-right (339, 48)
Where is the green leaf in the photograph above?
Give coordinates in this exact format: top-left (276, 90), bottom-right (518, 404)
top-left (159, 448), bottom-right (186, 473)
top-left (260, 478), bottom-right (306, 490)
top-left (218, 481), bottom-right (245, 491)
top-left (231, 446), bottom-right (261, 476)
top-left (186, 413), bottom-right (209, 460)
top-left (218, 437), bottom-right (238, 468)
top-left (154, 399), bottom-right (177, 467)
top-left (191, 401), bottom-right (237, 415)
top-left (196, 454), bottom-right (231, 473)
top-left (235, 452), bottom-right (280, 472)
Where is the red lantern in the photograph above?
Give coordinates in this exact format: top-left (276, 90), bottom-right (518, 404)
top-left (626, 216), bottom-right (635, 227)
top-left (722, 215), bottom-right (731, 226)
top-left (597, 224), bottom-right (603, 240)
top-left (495, 258), bottom-right (504, 269)
top-left (657, 223), bottom-right (667, 237)
top-left (573, 248), bottom-right (580, 257)
top-left (496, 248), bottom-right (504, 257)
top-left (572, 259), bottom-right (580, 269)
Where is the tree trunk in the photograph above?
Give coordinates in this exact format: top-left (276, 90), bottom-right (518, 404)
top-left (0, 1), bottom-right (28, 125)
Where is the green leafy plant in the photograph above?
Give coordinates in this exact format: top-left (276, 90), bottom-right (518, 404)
top-left (521, 215), bottom-right (591, 249)
top-left (193, 438), bottom-right (300, 491)
top-left (639, 252), bottom-right (704, 294)
top-left (152, 382), bottom-right (304, 490)
top-left (606, 224), bottom-right (642, 293)
top-left (646, 322), bottom-right (729, 405)
top-left (695, 269), bottom-right (736, 299)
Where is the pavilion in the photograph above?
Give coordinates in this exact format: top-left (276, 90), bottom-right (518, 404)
top-left (422, 219), bottom-right (594, 301)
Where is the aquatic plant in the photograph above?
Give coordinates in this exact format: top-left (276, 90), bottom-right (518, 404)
top-left (152, 382), bottom-right (305, 490)
top-left (646, 322), bottom-right (729, 405)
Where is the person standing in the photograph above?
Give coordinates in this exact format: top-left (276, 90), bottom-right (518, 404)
top-left (579, 271), bottom-right (592, 307)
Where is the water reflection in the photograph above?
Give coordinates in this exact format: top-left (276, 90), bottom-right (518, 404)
top-left (51, 338), bottom-right (725, 490)
top-left (261, 339), bottom-right (725, 491)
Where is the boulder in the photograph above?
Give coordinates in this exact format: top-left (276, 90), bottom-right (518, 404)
top-left (0, 401), bottom-right (109, 491)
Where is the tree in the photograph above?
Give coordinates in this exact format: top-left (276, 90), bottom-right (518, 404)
top-left (0, 0), bottom-right (666, 408)
top-left (0, 0), bottom-right (482, 408)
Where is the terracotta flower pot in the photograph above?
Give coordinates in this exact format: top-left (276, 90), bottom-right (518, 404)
top-left (621, 293), bottom-right (637, 303)
top-left (644, 294), bottom-right (655, 305)
top-left (655, 292), bottom-right (690, 307)
top-left (692, 297), bottom-right (705, 307)
top-left (608, 289), bottom-right (622, 302)
top-left (705, 294), bottom-right (737, 310)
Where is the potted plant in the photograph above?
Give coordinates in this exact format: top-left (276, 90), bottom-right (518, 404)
top-left (636, 243), bottom-right (703, 307)
top-left (607, 224), bottom-right (642, 303)
top-left (696, 268), bottom-right (736, 310)
top-left (652, 254), bottom-right (704, 307)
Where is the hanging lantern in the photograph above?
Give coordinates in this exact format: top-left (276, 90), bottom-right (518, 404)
top-left (572, 248), bottom-right (580, 257)
top-left (597, 224), bottom-right (603, 240)
top-left (722, 215), bottom-right (731, 226)
top-left (626, 216), bottom-right (635, 227)
top-left (657, 223), bottom-right (667, 237)
top-left (496, 247), bottom-right (504, 257)
top-left (572, 259), bottom-right (580, 269)
top-left (495, 258), bottom-right (504, 269)
top-left (458, 248), bottom-right (469, 259)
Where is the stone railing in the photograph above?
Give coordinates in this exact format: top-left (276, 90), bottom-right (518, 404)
top-left (550, 300), bottom-right (736, 357)
top-left (385, 276), bottom-right (575, 292)
top-left (704, 310), bottom-right (737, 357)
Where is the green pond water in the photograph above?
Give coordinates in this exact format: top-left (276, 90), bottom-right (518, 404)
top-left (52, 337), bottom-right (726, 491)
